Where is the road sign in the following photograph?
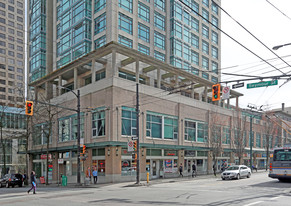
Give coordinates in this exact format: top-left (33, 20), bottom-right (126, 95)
top-left (131, 136), bottom-right (138, 140)
top-left (58, 159), bottom-right (64, 164)
top-left (128, 140), bottom-right (134, 152)
top-left (222, 86), bottom-right (230, 100)
top-left (247, 80), bottom-right (278, 89)
top-left (232, 82), bottom-right (244, 89)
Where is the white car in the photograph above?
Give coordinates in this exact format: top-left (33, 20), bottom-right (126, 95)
top-left (221, 165), bottom-right (251, 180)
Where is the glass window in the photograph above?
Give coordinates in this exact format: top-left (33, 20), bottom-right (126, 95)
top-left (212, 61), bottom-right (218, 74)
top-left (154, 31), bottom-right (165, 50)
top-left (202, 71), bottom-right (209, 80)
top-left (183, 44), bottom-right (190, 61)
top-left (94, 35), bottom-right (106, 49)
top-left (212, 46), bottom-right (218, 59)
top-left (171, 19), bottom-right (182, 39)
top-left (146, 114), bottom-right (162, 138)
top-left (154, 0), bottom-right (165, 12)
top-left (212, 1), bottom-right (218, 15)
top-left (202, 56), bottom-right (209, 70)
top-left (92, 110), bottom-right (106, 137)
top-left (154, 12), bottom-right (165, 31)
top-left (184, 11), bottom-right (190, 26)
top-left (222, 127), bottom-right (230, 144)
top-left (170, 56), bottom-right (182, 68)
top-left (95, 0), bottom-right (106, 13)
top-left (172, 2), bottom-right (182, 21)
top-left (191, 33), bottom-right (199, 49)
top-left (202, 0), bottom-right (209, 7)
top-left (202, 40), bottom-right (209, 54)
top-left (138, 2), bottom-right (150, 22)
top-left (94, 13), bottom-right (106, 34)
top-left (185, 121), bottom-right (196, 141)
top-left (122, 107), bottom-right (137, 136)
top-left (138, 23), bottom-right (150, 42)
top-left (154, 50), bottom-right (165, 61)
top-left (171, 38), bottom-right (182, 57)
top-left (191, 50), bottom-right (199, 66)
top-left (184, 27), bottom-right (190, 44)
top-left (138, 44), bottom-right (150, 55)
top-left (202, 8), bottom-right (209, 22)
top-left (197, 122), bottom-right (208, 142)
top-left (119, 0), bottom-right (132, 13)
top-left (119, 13), bottom-right (133, 34)
top-left (118, 35), bottom-right (133, 48)
top-left (202, 24), bottom-right (209, 39)
top-left (211, 76), bottom-right (218, 83)
top-left (212, 15), bottom-right (218, 28)
top-left (164, 117), bottom-right (178, 140)
top-left (212, 31), bottom-right (218, 44)
top-left (256, 133), bottom-right (261, 148)
top-left (191, 17), bottom-right (199, 33)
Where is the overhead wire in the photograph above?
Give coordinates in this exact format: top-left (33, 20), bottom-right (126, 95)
top-left (266, 0), bottom-right (291, 22)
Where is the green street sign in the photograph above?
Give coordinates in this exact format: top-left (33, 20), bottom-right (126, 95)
top-left (247, 80), bottom-right (278, 89)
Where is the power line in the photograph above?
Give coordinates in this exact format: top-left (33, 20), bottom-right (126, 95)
top-left (266, 0), bottom-right (291, 22)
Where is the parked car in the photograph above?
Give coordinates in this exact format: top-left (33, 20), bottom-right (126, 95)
top-left (221, 165), bottom-right (251, 180)
top-left (0, 174), bottom-right (23, 188)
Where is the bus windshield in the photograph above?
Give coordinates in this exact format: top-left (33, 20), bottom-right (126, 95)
top-left (273, 149), bottom-right (291, 161)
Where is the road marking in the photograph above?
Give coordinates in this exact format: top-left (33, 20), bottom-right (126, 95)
top-left (244, 201), bottom-right (264, 206)
top-left (270, 196), bottom-right (282, 200)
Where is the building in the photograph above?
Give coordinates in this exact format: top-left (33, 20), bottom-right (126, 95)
top-left (28, 0), bottom-right (220, 84)
top-left (0, 0), bottom-right (26, 176)
top-left (0, 0), bottom-right (25, 106)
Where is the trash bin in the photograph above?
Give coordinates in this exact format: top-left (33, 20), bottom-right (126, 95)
top-left (61, 175), bottom-right (67, 186)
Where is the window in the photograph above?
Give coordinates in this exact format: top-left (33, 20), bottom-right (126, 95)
top-left (119, 0), bottom-right (132, 13)
top-left (17, 9), bottom-right (22, 15)
top-left (202, 24), bottom-right (209, 39)
top-left (138, 23), bottom-right (150, 42)
top-left (119, 13), bottom-right (133, 34)
top-left (171, 19), bottom-right (182, 39)
top-left (8, 73), bottom-right (14, 79)
top-left (212, 31), bottom-right (218, 44)
top-left (154, 50), bottom-right (165, 61)
top-left (94, 13), bottom-right (106, 34)
top-left (171, 38), bottom-right (182, 57)
top-left (17, 31), bottom-right (23, 37)
top-left (202, 8), bottom-right (209, 22)
top-left (17, 53), bottom-right (23, 58)
top-left (0, 10), bottom-right (5, 17)
top-left (154, 12), bottom-right (165, 31)
top-left (146, 113), bottom-right (162, 139)
top-left (17, 16), bottom-right (23, 22)
top-left (138, 44), bottom-right (150, 55)
top-left (183, 44), bottom-right (190, 61)
top-left (256, 133), bottom-right (261, 148)
top-left (222, 127), bottom-right (230, 144)
top-left (185, 120), bottom-right (196, 141)
top-left (8, 28), bottom-right (14, 34)
top-left (211, 76), bottom-right (218, 83)
top-left (0, 25), bottom-right (5, 32)
top-left (8, 51), bottom-right (14, 56)
top-left (118, 35), bottom-right (132, 48)
top-left (58, 115), bottom-right (84, 142)
top-left (212, 15), bottom-right (218, 28)
top-left (191, 50), bottom-right (199, 66)
top-left (0, 3), bottom-right (5, 9)
top-left (0, 17), bottom-right (5, 24)
top-left (184, 11), bottom-right (190, 26)
top-left (202, 0), bottom-right (209, 7)
top-left (0, 33), bottom-right (5, 39)
top-left (212, 2), bottom-right (218, 15)
top-left (0, 48), bottom-right (5, 54)
top-left (8, 13), bottom-right (14, 19)
top-left (212, 61), bottom-right (218, 74)
top-left (94, 35), bottom-right (106, 49)
top-left (191, 34), bottom-right (199, 49)
top-left (8, 5), bottom-right (14, 12)
top-left (8, 20), bottom-right (14, 27)
top-left (154, 31), bottom-right (165, 50)
top-left (17, 68), bottom-right (23, 73)
top-left (92, 109), bottom-right (106, 137)
top-left (172, 2), bottom-right (182, 21)
top-left (94, 0), bottom-right (106, 13)
top-left (184, 27), bottom-right (190, 44)
top-left (197, 122), bottom-right (208, 142)
top-left (202, 40), bottom-right (209, 54)
top-left (0, 40), bottom-right (5, 46)
top-left (155, 0), bottom-right (165, 12)
top-left (191, 17), bottom-right (199, 33)
top-left (202, 56), bottom-right (209, 70)
top-left (212, 46), bottom-right (218, 59)
top-left (17, 1), bottom-right (23, 8)
top-left (202, 71), bottom-right (209, 80)
top-left (138, 2), bottom-right (150, 22)
top-left (170, 56), bottom-right (182, 68)
top-left (122, 107), bottom-right (137, 136)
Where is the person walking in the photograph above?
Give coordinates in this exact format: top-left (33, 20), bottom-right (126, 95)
top-left (179, 163), bottom-right (183, 177)
top-left (85, 166), bottom-right (92, 184)
top-left (93, 167), bottom-right (98, 184)
top-left (192, 163), bottom-right (197, 177)
top-left (213, 164), bottom-right (217, 177)
top-left (27, 171), bottom-right (36, 194)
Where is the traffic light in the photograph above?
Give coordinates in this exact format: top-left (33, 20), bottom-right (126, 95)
top-left (82, 145), bottom-right (86, 154)
top-left (25, 101), bottom-right (34, 116)
top-left (133, 140), bottom-right (137, 151)
top-left (132, 153), bottom-right (137, 160)
top-left (212, 84), bottom-right (221, 101)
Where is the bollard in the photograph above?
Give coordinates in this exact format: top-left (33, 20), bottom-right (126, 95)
top-left (147, 172), bottom-right (149, 183)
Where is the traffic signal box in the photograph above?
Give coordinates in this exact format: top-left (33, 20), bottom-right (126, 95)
top-left (25, 101), bottom-right (34, 116)
top-left (212, 84), bottom-right (221, 101)
top-left (132, 153), bottom-right (137, 160)
top-left (82, 145), bottom-right (86, 154)
top-left (133, 140), bottom-right (137, 151)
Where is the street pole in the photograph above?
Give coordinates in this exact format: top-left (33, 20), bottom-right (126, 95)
top-left (77, 89), bottom-right (81, 185)
top-left (136, 83), bottom-right (140, 184)
top-left (250, 116), bottom-right (253, 172)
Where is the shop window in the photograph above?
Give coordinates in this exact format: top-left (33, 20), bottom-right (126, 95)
top-left (92, 110), bottom-right (105, 137)
top-left (121, 159), bottom-right (136, 176)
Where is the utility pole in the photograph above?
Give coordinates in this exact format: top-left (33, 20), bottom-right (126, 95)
top-left (250, 116), bottom-right (253, 172)
top-left (136, 83), bottom-right (140, 184)
top-left (77, 89), bottom-right (81, 185)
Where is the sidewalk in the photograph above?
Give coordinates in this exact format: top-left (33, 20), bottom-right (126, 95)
top-left (37, 169), bottom-right (267, 189)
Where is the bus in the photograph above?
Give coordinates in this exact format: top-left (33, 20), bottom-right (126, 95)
top-left (269, 146), bottom-right (291, 181)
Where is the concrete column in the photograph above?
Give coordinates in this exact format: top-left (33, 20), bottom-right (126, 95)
top-left (58, 76), bottom-right (62, 96)
top-left (91, 60), bottom-right (96, 83)
top-left (135, 60), bottom-right (139, 83)
top-left (191, 83), bottom-right (195, 98)
top-left (236, 96), bottom-right (239, 109)
top-left (74, 68), bottom-right (78, 89)
top-left (204, 86), bottom-right (208, 102)
top-left (157, 68), bottom-right (161, 88)
top-left (106, 49), bottom-right (118, 78)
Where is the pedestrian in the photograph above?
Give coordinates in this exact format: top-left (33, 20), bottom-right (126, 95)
top-left (192, 163), bottom-right (197, 177)
top-left (213, 164), bottom-right (216, 177)
top-left (179, 163), bottom-right (183, 177)
top-left (93, 167), bottom-right (98, 184)
top-left (85, 166), bottom-right (92, 183)
top-left (27, 171), bottom-right (36, 194)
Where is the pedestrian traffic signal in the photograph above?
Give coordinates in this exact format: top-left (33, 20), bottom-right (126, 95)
top-left (133, 140), bottom-right (137, 151)
top-left (25, 101), bottom-right (34, 116)
top-left (212, 84), bottom-right (221, 101)
top-left (82, 145), bottom-right (86, 154)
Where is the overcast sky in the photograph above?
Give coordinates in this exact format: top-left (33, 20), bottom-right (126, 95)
top-left (221, 0), bottom-right (291, 110)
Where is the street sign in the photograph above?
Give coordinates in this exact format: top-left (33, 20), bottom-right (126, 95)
top-left (58, 159), bottom-right (64, 164)
top-left (131, 136), bottom-right (138, 140)
top-left (128, 140), bottom-right (134, 152)
top-left (232, 82), bottom-right (244, 89)
top-left (222, 86), bottom-right (230, 100)
top-left (247, 80), bottom-right (278, 89)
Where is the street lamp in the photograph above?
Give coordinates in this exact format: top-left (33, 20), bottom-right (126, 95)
top-left (272, 43), bottom-right (291, 50)
top-left (59, 86), bottom-right (81, 185)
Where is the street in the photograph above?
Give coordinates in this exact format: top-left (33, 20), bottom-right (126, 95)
top-left (0, 171), bottom-right (291, 206)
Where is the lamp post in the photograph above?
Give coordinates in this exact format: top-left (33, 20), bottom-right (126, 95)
top-left (59, 86), bottom-right (81, 185)
top-left (272, 43), bottom-right (291, 50)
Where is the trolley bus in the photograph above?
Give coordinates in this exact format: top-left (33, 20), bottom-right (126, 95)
top-left (269, 146), bottom-right (291, 181)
